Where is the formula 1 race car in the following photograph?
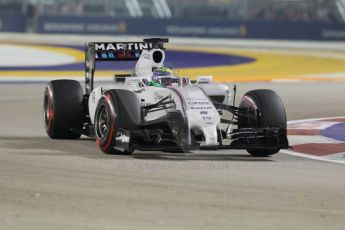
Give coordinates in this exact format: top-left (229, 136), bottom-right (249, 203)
top-left (43, 38), bottom-right (289, 156)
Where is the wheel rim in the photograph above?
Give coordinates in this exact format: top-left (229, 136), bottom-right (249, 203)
top-left (43, 89), bottom-right (53, 131)
top-left (96, 104), bottom-right (109, 140)
top-left (44, 94), bottom-right (49, 128)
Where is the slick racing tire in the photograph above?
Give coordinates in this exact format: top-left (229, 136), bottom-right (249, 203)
top-left (44, 80), bottom-right (83, 139)
top-left (94, 91), bottom-right (133, 155)
top-left (239, 89), bottom-right (287, 157)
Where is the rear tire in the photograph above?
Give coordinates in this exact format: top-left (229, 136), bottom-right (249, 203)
top-left (44, 80), bottom-right (83, 139)
top-left (94, 91), bottom-right (133, 155)
top-left (239, 89), bottom-right (287, 157)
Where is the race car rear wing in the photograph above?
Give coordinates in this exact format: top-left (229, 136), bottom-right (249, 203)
top-left (85, 38), bottom-right (169, 94)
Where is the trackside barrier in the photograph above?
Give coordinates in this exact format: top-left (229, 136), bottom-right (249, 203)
top-left (36, 16), bottom-right (345, 41)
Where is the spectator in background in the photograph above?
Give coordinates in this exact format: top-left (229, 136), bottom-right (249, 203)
top-left (27, 0), bottom-right (36, 17)
top-left (75, 1), bottom-right (84, 15)
top-left (316, 0), bottom-right (331, 22)
top-left (60, 1), bottom-right (73, 15)
top-left (7, 0), bottom-right (341, 23)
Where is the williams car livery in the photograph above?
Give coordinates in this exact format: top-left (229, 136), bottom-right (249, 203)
top-left (43, 38), bottom-right (288, 156)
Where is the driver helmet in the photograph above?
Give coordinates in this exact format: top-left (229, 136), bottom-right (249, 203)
top-left (153, 66), bottom-right (174, 79)
top-left (152, 66), bottom-right (178, 86)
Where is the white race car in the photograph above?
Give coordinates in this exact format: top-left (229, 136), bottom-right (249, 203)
top-left (43, 38), bottom-right (288, 156)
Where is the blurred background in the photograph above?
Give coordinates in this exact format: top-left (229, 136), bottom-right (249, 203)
top-left (0, 0), bottom-right (344, 40)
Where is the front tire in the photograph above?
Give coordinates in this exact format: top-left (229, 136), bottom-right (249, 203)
top-left (239, 89), bottom-right (287, 157)
top-left (94, 91), bottom-right (133, 155)
top-left (44, 80), bottom-right (83, 139)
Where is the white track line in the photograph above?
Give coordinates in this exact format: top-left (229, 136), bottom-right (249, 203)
top-left (0, 77), bottom-right (114, 83)
top-left (280, 149), bottom-right (345, 165)
top-left (287, 116), bottom-right (345, 124)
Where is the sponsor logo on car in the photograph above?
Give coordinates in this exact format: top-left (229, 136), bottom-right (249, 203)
top-left (94, 42), bottom-right (153, 51)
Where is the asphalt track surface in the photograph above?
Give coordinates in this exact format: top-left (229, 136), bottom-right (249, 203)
top-left (1, 82), bottom-right (345, 230)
